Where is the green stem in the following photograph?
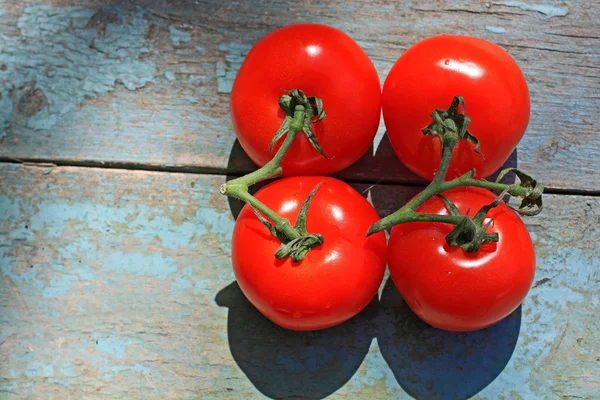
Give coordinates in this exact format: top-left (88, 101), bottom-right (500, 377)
top-left (390, 210), bottom-right (464, 225)
top-left (367, 95), bottom-right (542, 253)
top-left (367, 138), bottom-right (528, 236)
top-left (219, 102), bottom-right (312, 244)
top-left (223, 104), bottom-right (305, 190)
top-left (433, 133), bottom-right (457, 184)
top-left (232, 190), bottom-right (300, 240)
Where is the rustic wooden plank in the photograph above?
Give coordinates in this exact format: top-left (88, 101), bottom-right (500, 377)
top-left (0, 1), bottom-right (598, 190)
top-left (0, 163), bottom-right (598, 398)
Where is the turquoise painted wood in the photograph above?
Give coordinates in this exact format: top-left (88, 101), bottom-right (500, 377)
top-left (1, 1), bottom-right (599, 399)
top-left (0, 1), bottom-right (598, 190)
top-left (1, 164), bottom-right (598, 399)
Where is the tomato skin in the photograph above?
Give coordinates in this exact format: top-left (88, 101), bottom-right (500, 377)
top-left (232, 177), bottom-right (387, 331)
top-left (382, 35), bottom-right (530, 180)
top-left (231, 24), bottom-right (381, 176)
top-left (387, 188), bottom-right (535, 332)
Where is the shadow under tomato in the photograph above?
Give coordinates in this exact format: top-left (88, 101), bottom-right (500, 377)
top-left (215, 282), bottom-right (377, 400)
top-left (376, 279), bottom-right (521, 400)
top-left (333, 134), bottom-right (424, 185)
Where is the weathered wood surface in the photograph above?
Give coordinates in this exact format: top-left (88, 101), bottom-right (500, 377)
top-left (1, 0), bottom-right (599, 398)
top-left (0, 1), bottom-right (599, 190)
top-left (1, 164), bottom-right (598, 399)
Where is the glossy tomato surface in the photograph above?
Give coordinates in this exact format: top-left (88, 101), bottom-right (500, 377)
top-left (387, 187), bottom-right (535, 331)
top-left (382, 35), bottom-right (530, 180)
top-left (232, 177), bottom-right (386, 331)
top-left (231, 24), bottom-right (381, 176)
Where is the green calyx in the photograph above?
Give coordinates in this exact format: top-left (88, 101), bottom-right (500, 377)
top-left (439, 189), bottom-right (507, 252)
top-left (422, 95), bottom-right (483, 157)
top-left (249, 183), bottom-right (324, 262)
top-left (270, 89), bottom-right (330, 159)
top-left (367, 96), bottom-right (545, 252)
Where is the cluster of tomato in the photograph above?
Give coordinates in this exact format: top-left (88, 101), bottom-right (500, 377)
top-left (228, 24), bottom-right (535, 332)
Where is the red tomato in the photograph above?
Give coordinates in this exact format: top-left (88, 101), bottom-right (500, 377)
top-left (232, 177), bottom-right (386, 330)
top-left (231, 24), bottom-right (381, 176)
top-left (387, 187), bottom-right (535, 331)
top-left (382, 35), bottom-right (530, 180)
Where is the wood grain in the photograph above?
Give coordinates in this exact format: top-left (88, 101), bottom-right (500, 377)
top-left (0, 1), bottom-right (599, 191)
top-left (1, 164), bottom-right (598, 398)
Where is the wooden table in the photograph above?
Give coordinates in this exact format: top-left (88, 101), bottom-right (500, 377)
top-left (1, 1), bottom-right (598, 398)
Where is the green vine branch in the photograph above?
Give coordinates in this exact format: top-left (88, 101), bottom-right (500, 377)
top-left (367, 96), bottom-right (544, 252)
top-left (220, 89), bottom-right (328, 261)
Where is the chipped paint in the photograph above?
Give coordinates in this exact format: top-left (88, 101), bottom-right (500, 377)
top-left (103, 252), bottom-right (178, 280)
top-left (164, 70), bottom-right (176, 81)
top-left (485, 25), bottom-right (506, 34)
top-left (217, 42), bottom-right (252, 94)
top-left (0, 164), bottom-right (600, 399)
top-left (0, 0), bottom-right (598, 392)
top-left (0, 5), bottom-right (155, 134)
top-left (96, 337), bottom-right (134, 359)
top-left (1, 164), bottom-right (598, 397)
top-left (492, 1), bottom-right (569, 17)
top-left (169, 26), bottom-right (191, 46)
top-left (0, 2), bottom-right (596, 192)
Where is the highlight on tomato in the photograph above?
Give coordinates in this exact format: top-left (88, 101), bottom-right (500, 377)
top-left (231, 176), bottom-right (387, 331)
top-left (231, 23), bottom-right (381, 176)
top-left (382, 34), bottom-right (530, 181)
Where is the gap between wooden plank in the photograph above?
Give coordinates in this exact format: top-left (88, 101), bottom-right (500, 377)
top-left (1, 157), bottom-right (598, 197)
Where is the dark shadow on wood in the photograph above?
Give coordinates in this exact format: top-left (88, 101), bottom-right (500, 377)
top-left (376, 279), bottom-right (521, 400)
top-left (339, 132), bottom-right (518, 187)
top-left (215, 282), bottom-right (377, 400)
top-left (335, 133), bottom-right (426, 184)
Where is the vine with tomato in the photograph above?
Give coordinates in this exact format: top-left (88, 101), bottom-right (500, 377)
top-left (219, 24), bottom-right (543, 332)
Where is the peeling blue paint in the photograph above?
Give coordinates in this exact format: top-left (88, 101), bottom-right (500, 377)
top-left (96, 337), bottom-right (133, 359)
top-left (25, 362), bottom-right (54, 378)
top-left (217, 42), bottom-right (253, 94)
top-left (0, 5), bottom-right (155, 134)
top-left (194, 279), bottom-right (211, 294)
top-left (42, 275), bottom-right (77, 298)
top-left (173, 276), bottom-right (194, 292)
top-left (59, 364), bottom-right (76, 377)
top-left (165, 70), bottom-right (176, 81)
top-left (0, 259), bottom-right (45, 291)
top-left (36, 300), bottom-right (59, 317)
top-left (196, 207), bottom-right (233, 238)
top-left (2, 164), bottom-right (597, 398)
top-left (110, 363), bottom-right (150, 374)
top-left (103, 252), bottom-right (177, 280)
top-left (169, 26), bottom-right (191, 45)
top-left (485, 26), bottom-right (506, 34)
top-left (492, 1), bottom-right (569, 17)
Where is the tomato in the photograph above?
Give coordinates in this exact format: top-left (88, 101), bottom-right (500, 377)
top-left (382, 35), bottom-right (530, 180)
top-left (387, 187), bottom-right (535, 331)
top-left (231, 24), bottom-right (381, 176)
top-left (232, 176), bottom-right (386, 330)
